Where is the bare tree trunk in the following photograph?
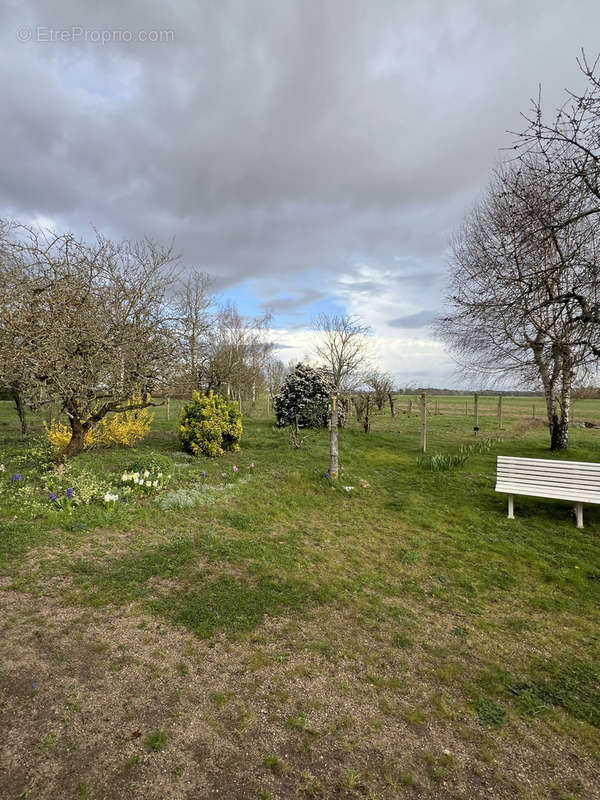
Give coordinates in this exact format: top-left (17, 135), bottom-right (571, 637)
top-left (65, 417), bottom-right (89, 458)
top-left (551, 366), bottom-right (572, 450)
top-left (352, 397), bottom-right (364, 422)
top-left (290, 414), bottom-right (301, 449)
top-left (340, 397), bottom-right (349, 427)
top-left (10, 386), bottom-right (27, 437)
top-left (542, 383), bottom-right (555, 433)
top-left (329, 399), bottom-right (339, 477)
top-left (535, 341), bottom-right (569, 450)
top-left (388, 392), bottom-right (395, 418)
top-left (363, 396), bottom-right (371, 433)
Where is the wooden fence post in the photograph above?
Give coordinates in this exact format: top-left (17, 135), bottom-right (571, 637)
top-left (497, 395), bottom-right (502, 429)
top-left (420, 393), bottom-right (427, 453)
top-left (408, 399), bottom-right (412, 417)
top-left (166, 396), bottom-right (170, 421)
top-left (434, 398), bottom-right (439, 415)
top-left (474, 392), bottom-right (479, 436)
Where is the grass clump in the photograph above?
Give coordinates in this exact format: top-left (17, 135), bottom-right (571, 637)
top-left (263, 754), bottom-right (287, 774)
top-left (145, 729), bottom-right (169, 752)
top-left (418, 438), bottom-right (496, 470)
top-left (475, 698), bottom-right (506, 727)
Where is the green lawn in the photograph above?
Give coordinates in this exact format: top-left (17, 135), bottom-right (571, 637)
top-left (0, 398), bottom-right (599, 799)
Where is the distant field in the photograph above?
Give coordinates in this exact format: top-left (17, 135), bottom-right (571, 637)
top-left (395, 394), bottom-right (600, 423)
top-left (0, 398), bottom-right (599, 799)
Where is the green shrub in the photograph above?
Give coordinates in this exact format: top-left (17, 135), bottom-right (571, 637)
top-left (126, 453), bottom-right (174, 476)
top-left (178, 391), bottom-right (242, 457)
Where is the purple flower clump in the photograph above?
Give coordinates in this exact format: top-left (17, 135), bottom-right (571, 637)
top-left (66, 487), bottom-right (74, 498)
top-left (10, 473), bottom-right (22, 482)
top-left (49, 492), bottom-right (57, 502)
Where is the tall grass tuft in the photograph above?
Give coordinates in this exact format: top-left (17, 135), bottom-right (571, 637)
top-left (418, 438), bottom-right (496, 471)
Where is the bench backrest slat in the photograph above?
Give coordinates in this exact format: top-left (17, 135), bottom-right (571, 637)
top-left (496, 455), bottom-right (600, 503)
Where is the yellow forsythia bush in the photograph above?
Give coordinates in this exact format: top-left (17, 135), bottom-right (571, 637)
top-left (44, 420), bottom-right (97, 452)
top-left (98, 404), bottom-right (154, 447)
top-left (44, 396), bottom-right (154, 453)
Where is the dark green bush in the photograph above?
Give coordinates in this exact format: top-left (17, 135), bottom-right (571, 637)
top-left (273, 363), bottom-right (345, 428)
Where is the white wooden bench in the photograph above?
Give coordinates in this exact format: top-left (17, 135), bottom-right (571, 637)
top-left (495, 455), bottom-right (600, 529)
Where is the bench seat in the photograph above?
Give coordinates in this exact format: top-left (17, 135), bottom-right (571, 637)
top-left (495, 455), bottom-right (600, 528)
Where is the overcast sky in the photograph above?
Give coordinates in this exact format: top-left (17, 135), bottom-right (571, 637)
top-left (1, 0), bottom-right (598, 386)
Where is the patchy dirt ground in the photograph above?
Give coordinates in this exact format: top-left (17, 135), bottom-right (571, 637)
top-left (1, 585), bottom-right (598, 800)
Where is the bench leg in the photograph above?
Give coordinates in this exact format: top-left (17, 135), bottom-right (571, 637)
top-left (507, 495), bottom-right (514, 520)
top-left (575, 503), bottom-right (584, 529)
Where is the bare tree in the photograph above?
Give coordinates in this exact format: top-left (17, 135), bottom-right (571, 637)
top-left (364, 369), bottom-right (394, 411)
top-left (511, 51), bottom-right (600, 352)
top-left (0, 223), bottom-right (179, 457)
top-left (199, 303), bottom-right (272, 405)
top-left (264, 356), bottom-right (288, 410)
top-left (387, 390), bottom-right (396, 418)
top-left (351, 391), bottom-right (373, 431)
top-left (0, 220), bottom-right (32, 434)
top-left (313, 314), bottom-right (370, 476)
top-left (352, 393), bottom-right (367, 423)
top-left (438, 161), bottom-right (600, 450)
top-left (514, 51), bottom-right (600, 228)
top-left (172, 269), bottom-right (213, 395)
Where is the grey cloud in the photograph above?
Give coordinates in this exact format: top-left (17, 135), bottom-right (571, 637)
top-left (261, 288), bottom-right (326, 314)
top-left (388, 311), bottom-right (437, 329)
top-left (396, 271), bottom-right (442, 284)
top-left (0, 0), bottom-right (597, 383)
